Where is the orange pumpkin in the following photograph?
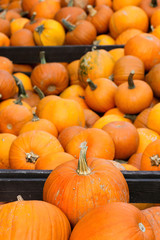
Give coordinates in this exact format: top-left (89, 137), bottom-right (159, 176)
top-left (78, 49), bottom-right (115, 88)
top-left (115, 28), bottom-right (142, 45)
top-left (124, 33), bottom-right (160, 71)
top-left (145, 63), bottom-right (160, 98)
top-left (65, 128), bottom-right (115, 159)
top-left (67, 59), bottom-right (82, 85)
top-left (0, 56), bottom-right (13, 73)
top-left (134, 108), bottom-right (152, 128)
top-left (10, 28), bottom-right (36, 46)
top-left (108, 48), bottom-right (124, 62)
top-left (0, 69), bottom-right (17, 100)
top-left (109, 6), bottom-right (149, 39)
top-left (114, 71), bottom-right (153, 114)
top-left (139, 0), bottom-right (160, 18)
top-left (43, 142), bottom-right (129, 227)
top-left (103, 121), bottom-right (139, 160)
top-left (9, 130), bottom-right (64, 169)
top-left (69, 202), bottom-right (154, 240)
top-left (112, 0), bottom-right (142, 11)
top-left (128, 153), bottom-right (142, 169)
top-left (150, 9), bottom-right (160, 28)
top-left (147, 103), bottom-right (160, 134)
top-left (84, 108), bottom-right (100, 128)
top-left (0, 32), bottom-right (10, 46)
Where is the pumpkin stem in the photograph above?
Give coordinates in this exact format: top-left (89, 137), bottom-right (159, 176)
top-left (0, 9), bottom-right (6, 19)
top-left (87, 78), bottom-right (97, 90)
top-left (0, 93), bottom-right (2, 99)
top-left (109, 74), bottom-right (114, 81)
top-left (128, 70), bottom-right (135, 89)
top-left (13, 75), bottom-right (28, 99)
top-left (150, 0), bottom-right (158, 7)
top-left (17, 195), bottom-right (24, 201)
top-left (33, 85), bottom-right (45, 99)
top-left (76, 141), bottom-right (91, 175)
top-left (39, 51), bottom-right (46, 64)
top-left (32, 113), bottom-right (40, 122)
top-left (62, 18), bottom-right (76, 31)
top-left (150, 154), bottom-right (160, 166)
top-left (35, 24), bottom-right (44, 34)
top-left (93, 40), bottom-right (100, 45)
top-left (20, 11), bottom-right (29, 17)
top-left (68, 0), bottom-right (73, 6)
top-left (124, 114), bottom-right (137, 123)
top-left (26, 151), bottom-right (39, 163)
top-left (30, 12), bottom-right (37, 24)
top-left (87, 5), bottom-right (97, 17)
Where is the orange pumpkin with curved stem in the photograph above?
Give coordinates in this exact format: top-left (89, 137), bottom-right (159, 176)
top-left (62, 19), bottom-right (97, 45)
top-left (114, 71), bottom-right (153, 114)
top-left (43, 142), bottom-right (129, 227)
top-left (109, 6), bottom-right (149, 39)
top-left (112, 55), bottom-right (145, 86)
top-left (102, 121), bottom-right (139, 160)
top-left (140, 139), bottom-right (160, 170)
top-left (84, 78), bottom-right (117, 113)
top-left (13, 72), bottom-right (33, 91)
top-left (69, 202), bottom-right (154, 240)
top-left (0, 198), bottom-right (71, 239)
top-left (65, 128), bottom-right (115, 159)
top-left (78, 49), bottom-right (115, 88)
top-left (9, 130), bottom-right (64, 170)
top-left (86, 4), bottom-right (113, 34)
top-left (124, 33), bottom-right (160, 71)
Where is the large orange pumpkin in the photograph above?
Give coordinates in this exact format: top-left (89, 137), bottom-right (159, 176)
top-left (0, 197), bottom-right (71, 239)
top-left (69, 202), bottom-right (154, 240)
top-left (43, 142), bottom-right (129, 227)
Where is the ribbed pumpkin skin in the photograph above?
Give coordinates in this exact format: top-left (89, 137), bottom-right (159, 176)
top-left (69, 202), bottom-right (155, 240)
top-left (43, 158), bottom-right (129, 227)
top-left (0, 200), bottom-right (71, 240)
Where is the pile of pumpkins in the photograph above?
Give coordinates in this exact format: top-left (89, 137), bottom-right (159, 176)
top-left (1, 0), bottom-right (160, 46)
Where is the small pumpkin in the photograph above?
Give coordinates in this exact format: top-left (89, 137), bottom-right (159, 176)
top-left (0, 69), bottom-right (17, 100)
top-left (147, 103), bottom-right (160, 134)
top-left (112, 0), bottom-right (142, 11)
top-left (0, 56), bottom-right (13, 73)
top-left (10, 28), bottom-right (36, 46)
top-left (115, 28), bottom-right (142, 45)
top-left (43, 142), bottom-right (129, 227)
top-left (139, 0), bottom-right (160, 18)
top-left (134, 108), bottom-right (152, 128)
top-left (145, 63), bottom-right (160, 98)
top-left (128, 152), bottom-right (142, 170)
top-left (0, 32), bottom-right (10, 46)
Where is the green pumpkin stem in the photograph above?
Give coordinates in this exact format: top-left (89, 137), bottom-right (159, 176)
top-left (35, 24), bottom-right (44, 34)
top-left (87, 78), bottom-right (97, 90)
top-left (32, 113), bottom-right (40, 122)
top-left (13, 75), bottom-right (28, 99)
top-left (40, 51), bottom-right (46, 64)
top-left (33, 85), bottom-right (45, 99)
top-left (76, 141), bottom-right (91, 175)
top-left (124, 114), bottom-right (137, 123)
top-left (20, 11), bottom-right (29, 17)
top-left (68, 0), bottom-right (73, 6)
top-left (128, 70), bottom-right (135, 89)
top-left (150, 154), bottom-right (160, 166)
top-left (150, 0), bottom-right (158, 7)
top-left (87, 5), bottom-right (97, 17)
top-left (0, 10), bottom-right (6, 19)
top-left (62, 18), bottom-right (76, 31)
top-left (30, 12), bottom-right (37, 23)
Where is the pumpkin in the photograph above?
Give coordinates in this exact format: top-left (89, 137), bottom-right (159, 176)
top-left (78, 49), bottom-right (115, 88)
top-left (115, 28), bottom-right (142, 45)
top-left (0, 9), bottom-right (21, 22)
top-left (134, 108), bottom-right (152, 128)
top-left (147, 103), bottom-right (160, 135)
top-left (24, 12), bottom-right (44, 32)
top-left (114, 71), bottom-right (153, 114)
top-left (67, 59), bottom-right (82, 85)
top-left (54, 6), bottom-right (87, 27)
top-left (128, 153), bottom-right (142, 169)
top-left (150, 9), bottom-right (160, 28)
top-left (140, 139), bottom-right (160, 170)
top-left (58, 126), bottom-right (85, 149)
top-left (62, 19), bottom-right (97, 45)
top-left (0, 133), bottom-right (17, 169)
top-left (43, 142), bottom-right (129, 227)
top-left (124, 33), bottom-right (160, 71)
top-left (109, 6), bottom-right (149, 39)
top-left (0, 32), bottom-right (10, 46)
top-left (0, 69), bottom-right (17, 100)
top-left (0, 104), bottom-right (33, 135)
top-left (10, 28), bottom-right (36, 46)
top-left (30, 0), bottom-right (61, 19)
top-left (10, 17), bottom-right (30, 35)
top-left (65, 128), bottom-right (115, 159)
top-left (112, 0), bottom-right (141, 11)
top-left (60, 0), bottom-right (95, 9)
top-left (86, 4), bottom-right (113, 34)
top-left (145, 63), bottom-right (160, 98)
top-left (33, 19), bottom-right (65, 46)
top-left (95, 0), bottom-right (112, 7)
top-left (136, 128), bottom-right (160, 154)
top-left (31, 51), bottom-right (69, 95)
top-left (108, 48), bottom-right (124, 62)
top-left (0, 18), bottom-right (10, 36)
top-left (139, 0), bottom-right (160, 18)
top-left (69, 202), bottom-right (154, 240)
top-left (112, 55), bottom-right (145, 86)
top-left (13, 64), bottom-right (33, 73)
top-left (121, 163), bottom-right (139, 171)
top-left (93, 34), bottom-right (115, 45)
top-left (35, 95), bottom-right (59, 116)
top-left (0, 56), bottom-right (13, 73)
top-left (102, 121), bottom-right (139, 160)
top-left (13, 72), bottom-right (33, 92)
top-left (143, 206), bottom-right (160, 239)
top-left (84, 78), bottom-right (117, 113)
top-left (21, 0), bottom-right (39, 12)
top-left (37, 96), bottom-right (85, 133)
top-left (0, 197), bottom-right (71, 239)
top-left (9, 130), bottom-right (64, 169)
top-left (35, 151), bottom-right (75, 170)
top-left (19, 114), bottom-right (58, 137)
